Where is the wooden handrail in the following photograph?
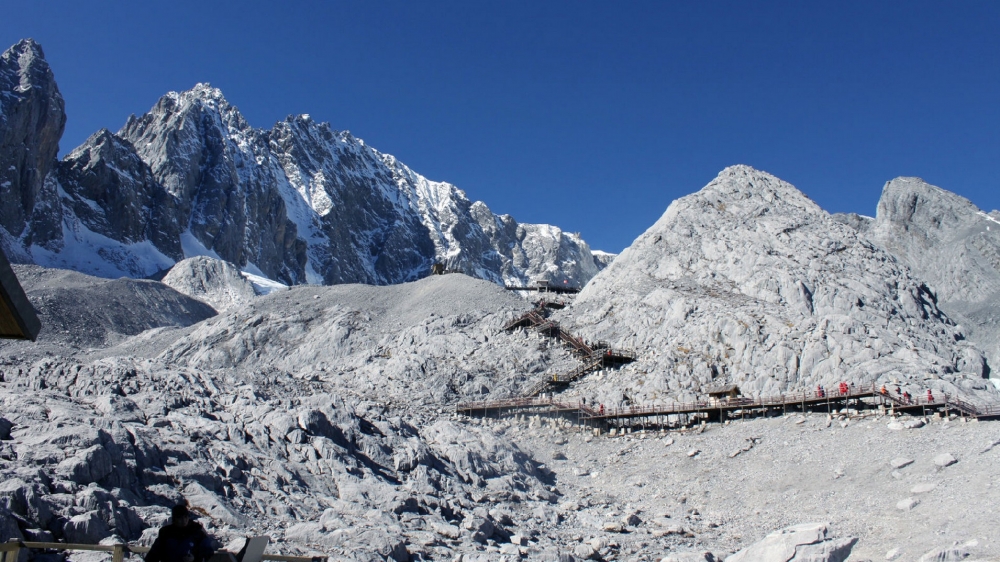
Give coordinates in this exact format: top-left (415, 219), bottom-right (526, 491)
top-left (3, 541), bottom-right (325, 562)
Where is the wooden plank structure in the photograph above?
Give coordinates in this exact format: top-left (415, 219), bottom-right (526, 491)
top-left (501, 304), bottom-right (636, 397)
top-left (0, 540), bottom-right (326, 562)
top-left (0, 246), bottom-right (39, 340)
top-left (504, 282), bottom-right (580, 295)
top-left (457, 384), bottom-right (1000, 431)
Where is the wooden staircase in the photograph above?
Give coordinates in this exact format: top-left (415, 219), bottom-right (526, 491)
top-left (503, 303), bottom-right (636, 397)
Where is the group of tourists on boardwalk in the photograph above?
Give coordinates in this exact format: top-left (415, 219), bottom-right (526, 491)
top-left (879, 384), bottom-right (935, 404)
top-left (816, 381), bottom-right (855, 398)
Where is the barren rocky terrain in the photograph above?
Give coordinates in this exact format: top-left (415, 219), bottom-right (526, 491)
top-left (0, 258), bottom-right (998, 561)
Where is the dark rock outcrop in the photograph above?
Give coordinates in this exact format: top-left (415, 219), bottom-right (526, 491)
top-left (0, 39), bottom-right (65, 245)
top-left (55, 129), bottom-right (183, 258)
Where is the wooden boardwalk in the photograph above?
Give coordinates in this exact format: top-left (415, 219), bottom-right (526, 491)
top-left (502, 303), bottom-right (636, 397)
top-left (457, 384), bottom-right (1000, 430)
top-left (461, 305), bottom-right (1000, 430)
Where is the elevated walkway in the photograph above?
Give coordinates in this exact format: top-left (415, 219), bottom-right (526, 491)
top-left (502, 304), bottom-right (636, 396)
top-left (505, 284), bottom-right (580, 295)
top-left (466, 304), bottom-right (1000, 429)
top-left (458, 384), bottom-right (1000, 430)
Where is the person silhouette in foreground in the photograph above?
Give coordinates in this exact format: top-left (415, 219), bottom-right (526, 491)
top-left (145, 503), bottom-right (216, 562)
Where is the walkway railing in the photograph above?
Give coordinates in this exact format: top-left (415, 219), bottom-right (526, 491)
top-left (0, 540), bottom-right (325, 562)
top-left (503, 305), bottom-right (637, 397)
top-left (458, 381), bottom-right (1000, 424)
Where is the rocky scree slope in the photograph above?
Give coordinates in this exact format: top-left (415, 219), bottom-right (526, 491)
top-left (7, 264), bottom-right (217, 350)
top-left (0, 39), bottom-right (606, 289)
top-left (559, 166), bottom-right (998, 409)
top-left (0, 266), bottom-right (563, 561)
top-left (836, 177), bottom-right (1000, 384)
top-left (152, 273), bottom-right (578, 405)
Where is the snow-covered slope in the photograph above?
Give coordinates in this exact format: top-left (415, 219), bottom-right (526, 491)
top-left (561, 166), bottom-right (997, 407)
top-left (0, 39), bottom-right (609, 288)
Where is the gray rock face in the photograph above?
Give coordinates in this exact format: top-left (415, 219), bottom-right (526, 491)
top-left (54, 128), bottom-right (183, 260)
top-left (565, 166), bottom-right (997, 406)
top-left (62, 511), bottom-right (112, 544)
top-left (0, 39), bottom-right (65, 242)
top-left (56, 444), bottom-right (113, 484)
top-left (161, 256), bottom-right (258, 312)
top-left (119, 86), bottom-right (307, 283)
top-left (865, 177), bottom-right (1000, 382)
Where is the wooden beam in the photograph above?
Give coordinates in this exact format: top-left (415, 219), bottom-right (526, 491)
top-left (0, 247), bottom-right (39, 340)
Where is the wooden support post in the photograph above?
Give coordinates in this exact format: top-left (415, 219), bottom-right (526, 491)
top-left (2, 541), bottom-right (20, 562)
top-left (112, 544), bottom-right (125, 562)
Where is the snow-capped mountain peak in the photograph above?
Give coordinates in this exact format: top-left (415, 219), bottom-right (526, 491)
top-left (0, 42), bottom-right (612, 288)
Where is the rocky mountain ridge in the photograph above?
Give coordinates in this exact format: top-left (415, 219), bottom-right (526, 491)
top-left (560, 165), bottom-right (998, 410)
top-left (847, 176), bottom-right (1000, 380)
top-left (0, 39), bottom-right (607, 289)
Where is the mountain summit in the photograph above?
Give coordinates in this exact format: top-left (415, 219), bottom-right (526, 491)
top-left (0, 42), bottom-right (608, 288)
top-left (565, 166), bottom-right (994, 405)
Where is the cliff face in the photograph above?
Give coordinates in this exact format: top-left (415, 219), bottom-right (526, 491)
top-left (55, 129), bottom-right (183, 258)
top-left (863, 177), bottom-right (1000, 376)
top-left (0, 39), bottom-right (65, 249)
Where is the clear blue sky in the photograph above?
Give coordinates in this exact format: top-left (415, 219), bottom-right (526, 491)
top-left (4, 2), bottom-right (1000, 253)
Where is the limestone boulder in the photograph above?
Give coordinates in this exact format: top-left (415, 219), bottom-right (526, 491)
top-left (726, 522), bottom-right (856, 562)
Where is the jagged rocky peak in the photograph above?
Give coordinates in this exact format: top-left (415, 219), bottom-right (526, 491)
top-left (0, 43), bottom-right (608, 289)
top-left (566, 165), bottom-right (995, 405)
top-left (0, 38), bottom-right (66, 239)
top-left (119, 82), bottom-right (256, 201)
top-left (119, 82), bottom-right (306, 284)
